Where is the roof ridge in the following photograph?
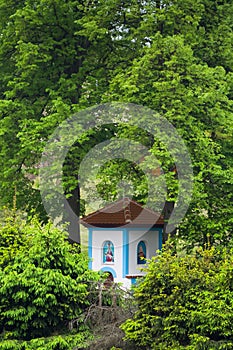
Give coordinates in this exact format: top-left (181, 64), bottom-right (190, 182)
top-left (123, 197), bottom-right (132, 223)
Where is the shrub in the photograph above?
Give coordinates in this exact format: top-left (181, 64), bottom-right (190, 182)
top-left (0, 210), bottom-right (29, 269)
top-left (0, 331), bottom-right (91, 350)
top-left (121, 242), bottom-right (233, 349)
top-left (0, 219), bottom-right (99, 340)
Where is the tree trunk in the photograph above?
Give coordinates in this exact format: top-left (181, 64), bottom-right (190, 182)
top-left (65, 185), bottom-right (81, 243)
top-left (163, 200), bottom-right (176, 244)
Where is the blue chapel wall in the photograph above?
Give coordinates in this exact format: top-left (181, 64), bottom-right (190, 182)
top-left (88, 228), bottom-right (93, 270)
top-left (87, 226), bottom-right (163, 284)
top-left (122, 228), bottom-right (129, 278)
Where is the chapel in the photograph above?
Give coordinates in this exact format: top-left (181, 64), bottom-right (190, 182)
top-left (81, 197), bottom-right (164, 288)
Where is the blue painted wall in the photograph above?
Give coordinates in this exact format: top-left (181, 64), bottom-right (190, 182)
top-left (88, 228), bottom-right (93, 269)
top-left (158, 227), bottom-right (163, 250)
top-left (122, 228), bottom-right (129, 277)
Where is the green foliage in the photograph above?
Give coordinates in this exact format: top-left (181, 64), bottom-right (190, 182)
top-left (0, 218), bottom-right (99, 340)
top-left (107, 31), bottom-right (233, 246)
top-left (0, 331), bottom-right (91, 350)
top-left (121, 242), bottom-right (233, 349)
top-left (0, 210), bottom-right (29, 268)
top-left (0, 0), bottom-right (140, 218)
top-left (0, 1), bottom-right (232, 348)
top-left (0, 0), bottom-right (232, 245)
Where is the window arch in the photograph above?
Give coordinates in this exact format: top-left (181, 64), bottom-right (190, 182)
top-left (103, 240), bottom-right (114, 264)
top-left (137, 240), bottom-right (147, 264)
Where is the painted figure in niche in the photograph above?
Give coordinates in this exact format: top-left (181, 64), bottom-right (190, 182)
top-left (103, 241), bottom-right (114, 263)
top-left (137, 241), bottom-right (146, 264)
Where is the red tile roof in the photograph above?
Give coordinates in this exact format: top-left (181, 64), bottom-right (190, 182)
top-left (81, 198), bottom-right (164, 228)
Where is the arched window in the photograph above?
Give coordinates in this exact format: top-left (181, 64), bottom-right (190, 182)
top-left (103, 240), bottom-right (114, 264)
top-left (137, 241), bottom-right (146, 264)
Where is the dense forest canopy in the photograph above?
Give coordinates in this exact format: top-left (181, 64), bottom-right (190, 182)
top-left (0, 0), bottom-right (232, 246)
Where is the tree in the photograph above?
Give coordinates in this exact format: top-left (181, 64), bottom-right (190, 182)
top-left (0, 0), bottom-right (232, 247)
top-left (0, 0), bottom-right (145, 240)
top-left (104, 32), bottom-right (233, 247)
top-left (0, 218), bottom-right (99, 340)
top-left (121, 242), bottom-right (233, 349)
top-left (61, 1), bottom-right (233, 246)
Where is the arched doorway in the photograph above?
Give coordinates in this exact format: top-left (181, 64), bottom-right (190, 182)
top-left (104, 271), bottom-right (114, 288)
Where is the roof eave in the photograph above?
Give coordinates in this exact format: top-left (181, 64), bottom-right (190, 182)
top-left (80, 221), bottom-right (164, 228)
